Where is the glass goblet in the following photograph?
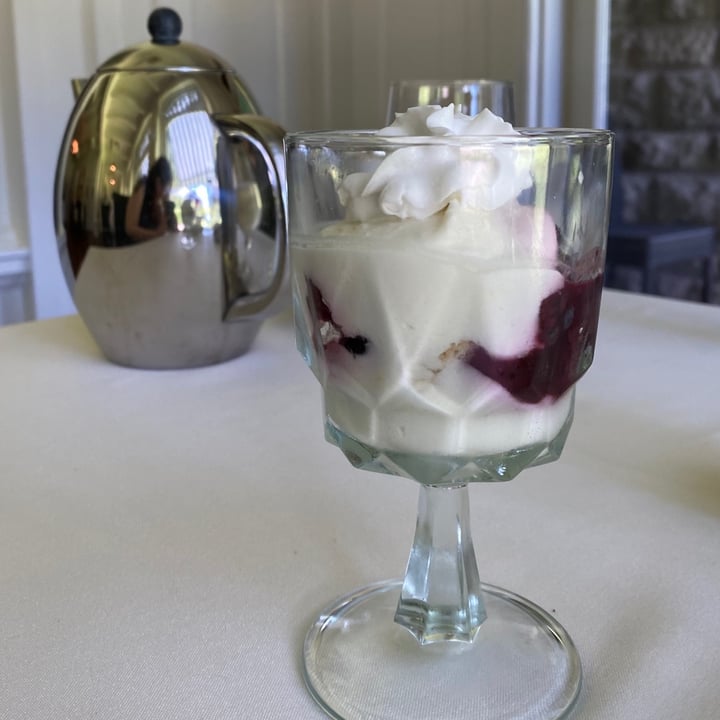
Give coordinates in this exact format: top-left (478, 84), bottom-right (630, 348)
top-left (386, 78), bottom-right (515, 124)
top-left (287, 128), bottom-right (613, 720)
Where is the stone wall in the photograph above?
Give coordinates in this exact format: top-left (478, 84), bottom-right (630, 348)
top-left (609, 0), bottom-right (720, 301)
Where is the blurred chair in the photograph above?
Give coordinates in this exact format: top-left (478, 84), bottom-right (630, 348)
top-left (605, 155), bottom-right (716, 303)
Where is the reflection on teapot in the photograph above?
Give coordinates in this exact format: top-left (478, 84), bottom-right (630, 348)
top-left (54, 8), bottom-right (288, 369)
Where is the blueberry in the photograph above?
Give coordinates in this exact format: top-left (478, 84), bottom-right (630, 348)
top-left (307, 278), bottom-right (370, 359)
top-left (340, 335), bottom-right (369, 356)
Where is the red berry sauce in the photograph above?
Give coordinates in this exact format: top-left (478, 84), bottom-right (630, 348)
top-left (463, 274), bottom-right (603, 403)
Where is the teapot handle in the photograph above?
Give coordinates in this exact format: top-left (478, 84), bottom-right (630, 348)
top-left (212, 114), bottom-right (288, 322)
top-left (71, 78), bottom-right (89, 101)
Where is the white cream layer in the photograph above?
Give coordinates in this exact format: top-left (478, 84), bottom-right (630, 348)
top-left (292, 202), bottom-right (573, 456)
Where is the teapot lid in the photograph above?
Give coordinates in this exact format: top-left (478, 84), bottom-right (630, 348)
top-left (97, 7), bottom-right (235, 73)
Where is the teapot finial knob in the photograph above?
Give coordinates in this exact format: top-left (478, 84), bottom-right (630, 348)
top-left (148, 7), bottom-right (182, 45)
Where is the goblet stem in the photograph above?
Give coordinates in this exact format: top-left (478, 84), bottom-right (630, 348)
top-left (394, 483), bottom-right (486, 644)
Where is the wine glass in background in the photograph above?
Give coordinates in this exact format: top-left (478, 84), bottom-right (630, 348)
top-left (286, 126), bottom-right (613, 720)
top-left (386, 78), bottom-right (515, 124)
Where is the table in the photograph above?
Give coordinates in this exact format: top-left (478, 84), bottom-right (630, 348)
top-left (1, 290), bottom-right (719, 719)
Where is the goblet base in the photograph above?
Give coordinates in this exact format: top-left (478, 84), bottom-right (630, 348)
top-left (303, 579), bottom-right (581, 720)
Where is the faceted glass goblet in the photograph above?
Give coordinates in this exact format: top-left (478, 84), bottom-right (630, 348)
top-left (287, 128), bottom-right (613, 720)
top-left (386, 78), bottom-right (515, 124)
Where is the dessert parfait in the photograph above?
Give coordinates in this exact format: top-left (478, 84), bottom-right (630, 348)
top-left (290, 105), bottom-right (607, 482)
top-left (288, 112), bottom-right (612, 720)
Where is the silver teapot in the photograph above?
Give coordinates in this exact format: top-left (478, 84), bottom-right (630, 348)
top-left (54, 7), bottom-right (288, 369)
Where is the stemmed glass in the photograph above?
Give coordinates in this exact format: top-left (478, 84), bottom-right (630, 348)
top-left (386, 79), bottom-right (515, 124)
top-left (286, 126), bottom-right (613, 720)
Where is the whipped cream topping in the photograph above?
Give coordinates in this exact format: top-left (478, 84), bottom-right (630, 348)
top-left (340, 105), bottom-right (532, 221)
top-left (378, 104), bottom-right (516, 137)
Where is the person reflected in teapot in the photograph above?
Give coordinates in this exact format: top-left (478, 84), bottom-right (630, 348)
top-left (125, 156), bottom-right (178, 242)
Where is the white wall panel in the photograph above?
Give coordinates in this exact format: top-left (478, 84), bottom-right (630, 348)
top-left (563, 0), bottom-right (610, 129)
top-left (11, 0), bottom-right (90, 319)
top-left (272, 0), bottom-right (327, 130)
top-left (0, 0), bottom-right (25, 253)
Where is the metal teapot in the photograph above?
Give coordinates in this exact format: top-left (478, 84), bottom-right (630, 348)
top-left (54, 7), bottom-right (288, 369)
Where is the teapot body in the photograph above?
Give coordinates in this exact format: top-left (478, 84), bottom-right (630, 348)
top-left (54, 13), bottom-right (288, 369)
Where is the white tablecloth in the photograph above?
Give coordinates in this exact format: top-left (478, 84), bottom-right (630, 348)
top-left (1, 290), bottom-right (719, 719)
